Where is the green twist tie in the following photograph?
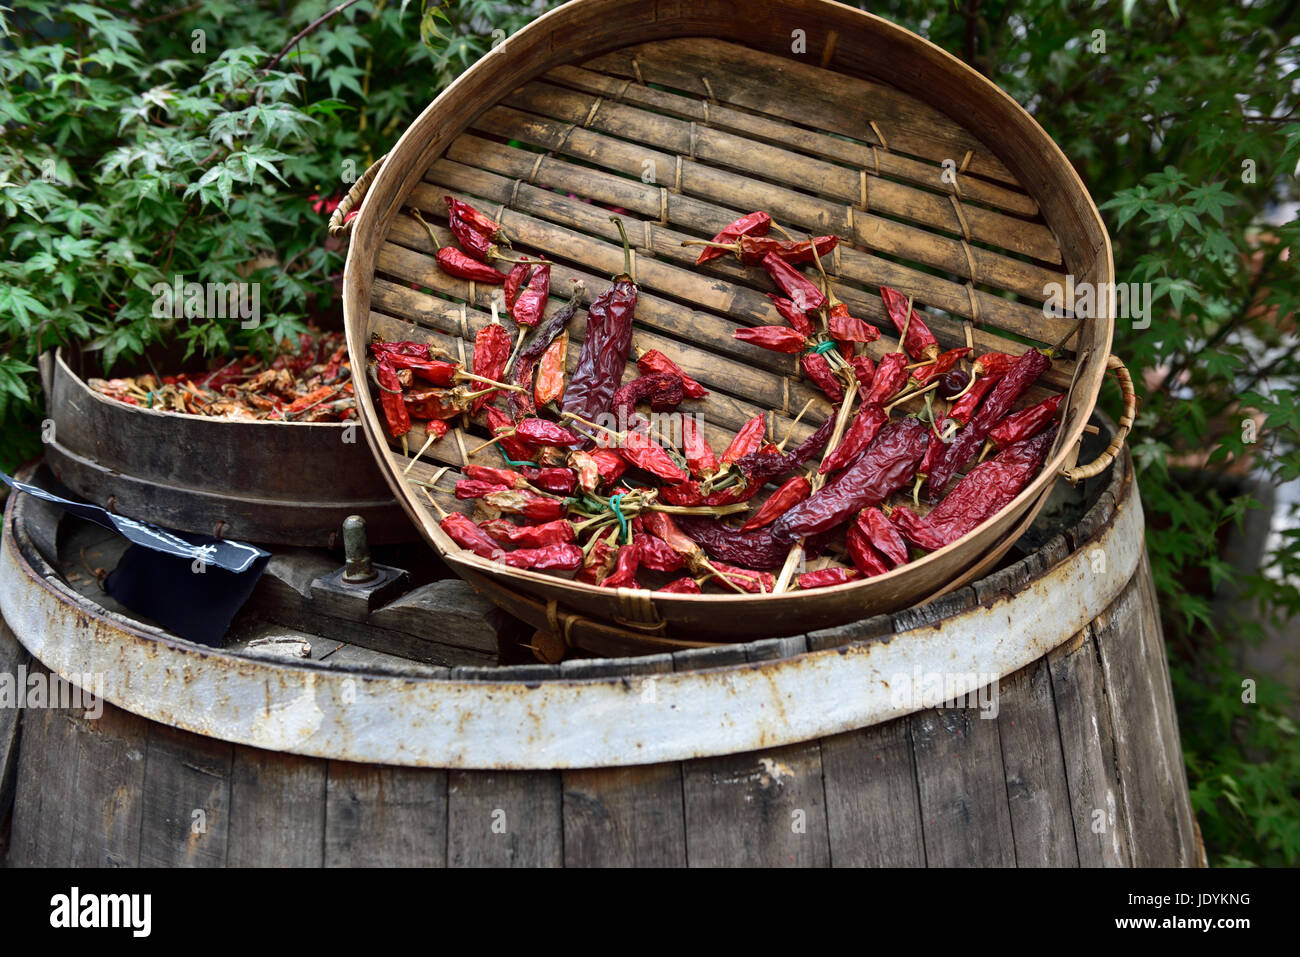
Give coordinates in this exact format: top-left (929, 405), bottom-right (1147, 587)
top-left (498, 450), bottom-right (533, 468)
top-left (810, 340), bottom-right (838, 355)
top-left (608, 493), bottom-right (630, 544)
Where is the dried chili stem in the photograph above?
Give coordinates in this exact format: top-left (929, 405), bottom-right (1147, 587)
top-left (776, 399), bottom-right (816, 451)
top-left (883, 379), bottom-right (939, 413)
top-left (895, 295), bottom-right (914, 354)
top-left (453, 371), bottom-right (526, 392)
top-left (418, 485), bottom-right (448, 518)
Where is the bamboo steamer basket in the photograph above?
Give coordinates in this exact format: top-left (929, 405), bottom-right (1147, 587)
top-left (335, 0), bottom-right (1136, 653)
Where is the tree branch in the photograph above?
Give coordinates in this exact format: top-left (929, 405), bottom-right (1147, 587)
top-left (262, 0), bottom-right (366, 73)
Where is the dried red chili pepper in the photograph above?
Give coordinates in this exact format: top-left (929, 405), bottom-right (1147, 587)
top-left (911, 347), bottom-right (971, 385)
top-left (590, 448), bottom-right (627, 486)
top-left (403, 388), bottom-right (459, 421)
top-left (496, 542), bottom-right (583, 571)
top-left (861, 507), bottom-right (909, 567)
top-left (762, 252), bottom-right (827, 313)
top-left (734, 414), bottom-right (837, 486)
top-left (827, 303), bottom-right (881, 344)
top-left (486, 406), bottom-right (538, 462)
top-left (472, 319), bottom-right (512, 414)
top-left (636, 532), bottom-right (684, 573)
top-left (455, 479), bottom-right (511, 500)
top-left (657, 480), bottom-right (753, 507)
top-left (519, 465), bottom-right (577, 495)
top-left (680, 414), bottom-right (719, 478)
top-left (684, 234), bottom-right (839, 266)
top-left (601, 542), bottom-right (642, 589)
top-left (642, 511), bottom-right (697, 558)
top-left (504, 262), bottom-right (530, 312)
top-left (445, 195), bottom-right (509, 261)
top-left (479, 518), bottom-right (576, 549)
top-left (380, 353), bottom-right (458, 386)
top-left (375, 355), bottom-right (410, 441)
top-left (772, 418), bottom-right (930, 542)
top-left (637, 349), bottom-right (709, 399)
top-left (693, 211), bottom-right (771, 265)
top-left (436, 246), bottom-right (506, 284)
top-left (819, 405), bottom-right (889, 475)
top-left (618, 427), bottom-right (688, 484)
top-left (720, 413), bottom-right (767, 467)
top-left (972, 352), bottom-right (1018, 379)
top-left (862, 352), bottom-right (909, 406)
top-left (741, 475), bottom-right (812, 531)
top-left (657, 576), bottom-right (702, 594)
top-left (511, 260), bottom-right (551, 328)
top-left (371, 339), bottom-right (433, 360)
top-left (576, 531), bottom-right (619, 584)
top-left (514, 417), bottom-right (584, 448)
top-left (734, 325), bottom-right (807, 354)
top-left (463, 465), bottom-right (527, 489)
top-left (611, 372), bottom-right (684, 425)
top-left (988, 394), bottom-right (1064, 449)
top-left (673, 517), bottom-right (791, 570)
top-left (534, 332), bottom-right (567, 406)
top-left (440, 511), bottom-right (503, 559)
top-left (509, 284), bottom-right (585, 420)
top-left (850, 355), bottom-right (875, 391)
top-left (482, 488), bottom-right (566, 523)
top-left (847, 522), bottom-right (890, 578)
top-left (561, 217), bottom-right (638, 426)
top-left (944, 374), bottom-right (997, 430)
top-left (705, 561), bottom-right (776, 594)
top-left (801, 353), bottom-right (844, 403)
top-left (880, 286), bottom-right (939, 361)
top-left (797, 567), bottom-right (860, 589)
top-left (893, 426), bottom-right (1058, 551)
top-left (767, 295), bottom-right (815, 337)
top-left (925, 348), bottom-right (1051, 499)
top-left (567, 451), bottom-right (601, 493)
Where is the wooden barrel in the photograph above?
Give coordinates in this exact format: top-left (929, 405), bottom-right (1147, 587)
top-left (0, 427), bottom-right (1202, 866)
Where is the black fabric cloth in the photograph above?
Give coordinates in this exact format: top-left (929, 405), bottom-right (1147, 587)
top-left (4, 470), bottom-right (270, 646)
top-left (104, 541), bottom-right (269, 647)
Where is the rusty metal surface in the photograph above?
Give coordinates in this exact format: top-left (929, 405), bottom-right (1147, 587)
top-left (40, 348), bottom-right (412, 546)
top-left (1, 463), bottom-right (1144, 769)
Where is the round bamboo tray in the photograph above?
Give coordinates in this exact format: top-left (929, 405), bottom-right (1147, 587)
top-left (338, 0), bottom-right (1132, 645)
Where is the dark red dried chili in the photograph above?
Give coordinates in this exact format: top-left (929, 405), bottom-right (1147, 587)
top-left (880, 286), bottom-right (939, 361)
top-left (560, 218), bottom-right (638, 426)
top-left (862, 352), bottom-right (909, 406)
top-left (673, 516), bottom-right (791, 570)
top-left (734, 326), bottom-right (807, 353)
top-left (720, 413), bottom-right (767, 467)
top-left (680, 415), bottom-right (719, 478)
top-left (828, 303), bottom-right (881, 344)
top-left (618, 427), bottom-right (688, 484)
top-left (772, 417), bottom-right (930, 542)
top-left (847, 522), bottom-right (890, 578)
top-left (520, 465), bottom-right (577, 495)
top-left (514, 417), bottom-right (584, 447)
top-left (376, 355), bottom-right (410, 440)
top-left (472, 320), bottom-right (512, 414)
top-left (800, 353), bottom-right (844, 402)
top-left (893, 426), bottom-right (1058, 551)
top-left (496, 542), bottom-right (583, 571)
top-left (511, 260), bottom-right (551, 328)
top-left (819, 405), bottom-right (888, 475)
top-left (509, 284), bottom-right (585, 420)
top-left (768, 294), bottom-right (815, 338)
top-left (797, 566), bottom-right (859, 589)
top-left (850, 355), bottom-right (875, 391)
top-left (601, 542), bottom-right (642, 589)
top-left (988, 394), bottom-right (1064, 449)
top-left (486, 406), bottom-right (538, 462)
top-left (455, 479), bottom-right (510, 500)
top-left (657, 576), bottom-right (702, 593)
top-left (741, 475), bottom-right (811, 531)
top-left (479, 518), bottom-right (576, 549)
top-left (436, 246), bottom-right (506, 284)
top-left (910, 347), bottom-right (971, 385)
top-left (636, 532), bottom-right (684, 573)
top-left (694, 211), bottom-right (771, 265)
top-left (925, 347), bottom-right (1051, 499)
top-left (636, 349), bottom-right (709, 399)
top-left (482, 488), bottom-right (566, 523)
top-left (440, 511), bottom-right (503, 559)
top-left (762, 252), bottom-right (827, 313)
top-left (860, 507), bottom-right (909, 567)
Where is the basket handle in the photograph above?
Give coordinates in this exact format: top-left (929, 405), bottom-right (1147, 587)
top-left (327, 153), bottom-right (386, 239)
top-left (1060, 354), bottom-right (1136, 485)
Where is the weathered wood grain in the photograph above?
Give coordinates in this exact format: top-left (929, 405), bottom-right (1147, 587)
top-left (910, 706), bottom-right (1016, 866)
top-left (820, 718), bottom-right (927, 866)
top-left (996, 659), bottom-right (1079, 866)
top-left (446, 770), bottom-right (563, 867)
top-left (66, 699), bottom-right (149, 867)
top-left (324, 761), bottom-right (447, 867)
top-left (7, 686), bottom-right (80, 867)
top-left (0, 621), bottom-right (28, 863)
top-left (681, 739), bottom-right (831, 866)
top-left (1047, 626), bottom-right (1132, 867)
top-left (138, 720), bottom-right (234, 867)
top-left (227, 747), bottom-right (327, 867)
top-left (562, 764), bottom-right (687, 866)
